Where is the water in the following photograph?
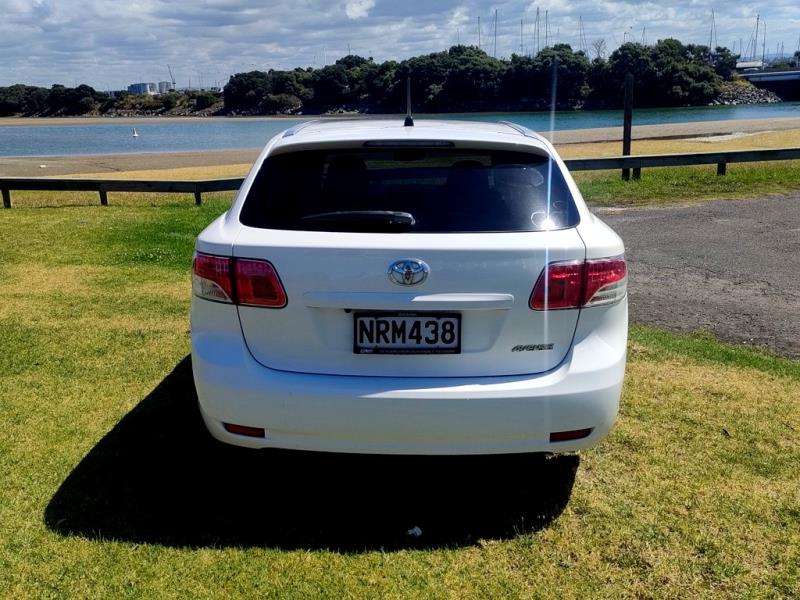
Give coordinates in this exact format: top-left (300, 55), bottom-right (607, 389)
top-left (1, 102), bottom-right (798, 158)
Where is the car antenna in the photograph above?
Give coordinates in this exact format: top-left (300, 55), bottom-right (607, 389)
top-left (404, 77), bottom-right (414, 127)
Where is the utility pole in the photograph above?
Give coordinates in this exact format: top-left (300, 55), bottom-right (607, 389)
top-left (520, 18), bottom-right (524, 55)
top-left (478, 16), bottom-right (481, 50)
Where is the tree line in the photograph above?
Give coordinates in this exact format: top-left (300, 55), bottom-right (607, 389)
top-left (0, 85), bottom-right (220, 117)
top-left (224, 40), bottom-right (738, 114)
top-left (1, 39), bottom-right (740, 117)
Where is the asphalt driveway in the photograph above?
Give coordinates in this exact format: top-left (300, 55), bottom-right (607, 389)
top-left (600, 194), bottom-right (800, 358)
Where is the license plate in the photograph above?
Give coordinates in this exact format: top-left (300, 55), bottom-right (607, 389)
top-left (353, 312), bottom-right (461, 354)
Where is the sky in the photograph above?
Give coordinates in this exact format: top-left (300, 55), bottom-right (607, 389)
top-left (1, 0), bottom-right (799, 90)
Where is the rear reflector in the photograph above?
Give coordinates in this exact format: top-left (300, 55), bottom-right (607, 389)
top-left (223, 423), bottom-right (266, 437)
top-left (192, 252), bottom-right (287, 308)
top-left (530, 255), bottom-right (627, 310)
top-left (549, 428), bottom-right (593, 442)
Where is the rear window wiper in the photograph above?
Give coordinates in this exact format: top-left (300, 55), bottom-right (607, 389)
top-left (301, 211), bottom-right (416, 230)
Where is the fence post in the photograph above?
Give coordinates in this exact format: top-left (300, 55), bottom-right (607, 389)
top-left (99, 189), bottom-right (109, 206)
top-left (622, 72), bottom-right (634, 181)
top-left (717, 162), bottom-right (727, 176)
top-left (2, 188), bottom-right (10, 208)
top-left (194, 191), bottom-right (202, 206)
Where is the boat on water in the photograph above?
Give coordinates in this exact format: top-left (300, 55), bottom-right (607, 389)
top-left (132, 128), bottom-right (139, 138)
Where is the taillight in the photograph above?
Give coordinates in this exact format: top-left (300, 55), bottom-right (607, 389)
top-left (234, 258), bottom-right (287, 308)
top-left (192, 253), bottom-right (233, 303)
top-left (529, 261), bottom-right (584, 310)
top-left (582, 256), bottom-right (627, 307)
top-left (192, 252), bottom-right (287, 308)
top-left (530, 255), bottom-right (627, 310)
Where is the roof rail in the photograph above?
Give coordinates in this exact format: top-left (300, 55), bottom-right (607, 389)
top-left (282, 120), bottom-right (322, 138)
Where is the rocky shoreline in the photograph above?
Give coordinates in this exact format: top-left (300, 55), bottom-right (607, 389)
top-left (710, 81), bottom-right (782, 106)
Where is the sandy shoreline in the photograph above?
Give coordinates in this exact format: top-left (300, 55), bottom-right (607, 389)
top-left (1, 116), bottom-right (798, 177)
top-left (0, 149), bottom-right (259, 177)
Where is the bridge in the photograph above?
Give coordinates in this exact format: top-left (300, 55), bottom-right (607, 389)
top-left (739, 70), bottom-right (800, 100)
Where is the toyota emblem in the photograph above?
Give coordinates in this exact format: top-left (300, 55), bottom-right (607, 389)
top-left (387, 259), bottom-right (429, 286)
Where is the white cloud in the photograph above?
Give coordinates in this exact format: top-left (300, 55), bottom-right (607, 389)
top-left (0, 0), bottom-right (799, 89)
top-left (343, 0), bottom-right (375, 19)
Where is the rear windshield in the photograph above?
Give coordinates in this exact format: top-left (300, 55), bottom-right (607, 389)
top-left (239, 148), bottom-right (579, 233)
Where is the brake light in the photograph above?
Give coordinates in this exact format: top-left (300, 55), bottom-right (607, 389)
top-left (530, 255), bottom-right (626, 310)
top-left (529, 261), bottom-right (584, 310)
top-left (192, 252), bottom-right (287, 308)
top-left (234, 258), bottom-right (287, 307)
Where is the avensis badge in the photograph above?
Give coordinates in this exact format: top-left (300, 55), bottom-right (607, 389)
top-left (388, 259), bottom-right (429, 286)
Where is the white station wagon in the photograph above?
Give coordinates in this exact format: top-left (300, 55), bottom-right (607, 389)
top-left (191, 119), bottom-right (627, 455)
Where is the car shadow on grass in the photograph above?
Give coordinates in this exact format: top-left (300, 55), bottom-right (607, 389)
top-left (45, 356), bottom-right (579, 551)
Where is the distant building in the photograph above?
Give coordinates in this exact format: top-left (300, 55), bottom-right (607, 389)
top-left (735, 60), bottom-right (764, 71)
top-left (127, 82), bottom-right (158, 95)
top-left (158, 81), bottom-right (175, 94)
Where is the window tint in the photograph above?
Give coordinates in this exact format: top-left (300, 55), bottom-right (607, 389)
top-left (239, 148), bottom-right (580, 232)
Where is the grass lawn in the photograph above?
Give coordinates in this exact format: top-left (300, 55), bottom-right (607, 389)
top-left (573, 160), bottom-right (800, 207)
top-left (1, 196), bottom-right (799, 598)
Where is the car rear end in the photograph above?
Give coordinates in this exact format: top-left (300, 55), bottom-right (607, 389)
top-left (190, 120), bottom-right (627, 454)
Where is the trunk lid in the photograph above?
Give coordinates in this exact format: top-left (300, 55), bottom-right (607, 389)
top-left (234, 228), bottom-right (585, 377)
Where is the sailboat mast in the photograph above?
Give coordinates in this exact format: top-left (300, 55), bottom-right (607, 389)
top-left (754, 15), bottom-right (759, 61)
top-left (545, 10), bottom-right (549, 48)
top-left (493, 9), bottom-right (498, 57)
top-left (708, 9), bottom-right (714, 54)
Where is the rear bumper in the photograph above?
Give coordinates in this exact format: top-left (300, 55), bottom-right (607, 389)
top-left (191, 300), bottom-right (627, 455)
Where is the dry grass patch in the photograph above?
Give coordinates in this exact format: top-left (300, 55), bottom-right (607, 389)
top-left (62, 164), bottom-right (251, 180)
top-left (556, 128), bottom-right (800, 159)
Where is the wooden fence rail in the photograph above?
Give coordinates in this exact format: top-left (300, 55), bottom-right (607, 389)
top-left (563, 147), bottom-right (800, 177)
top-left (2, 147), bottom-right (800, 208)
top-left (0, 177), bottom-right (244, 208)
